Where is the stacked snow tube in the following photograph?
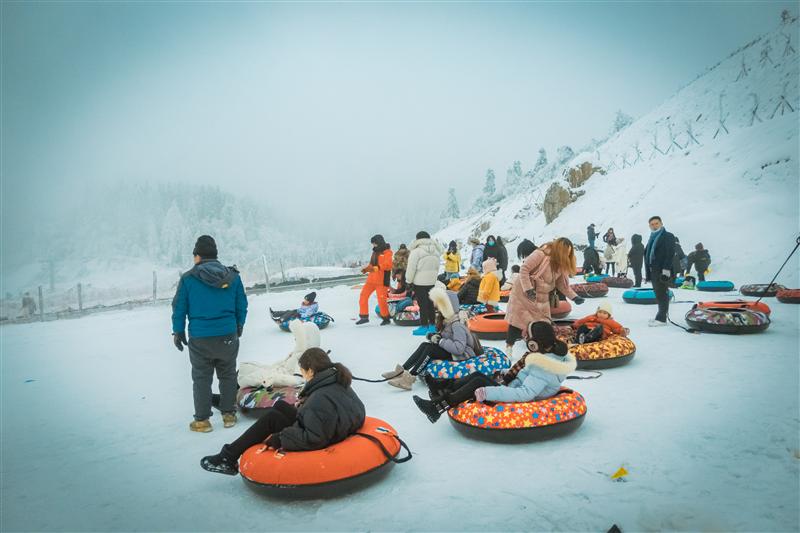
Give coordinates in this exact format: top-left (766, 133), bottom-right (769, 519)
top-left (239, 417), bottom-right (410, 497)
top-left (468, 312), bottom-right (509, 340)
top-left (697, 300), bottom-right (771, 316)
top-left (585, 274), bottom-right (609, 283)
top-left (776, 289), bottom-right (800, 304)
top-left (447, 388), bottom-right (587, 443)
top-left (421, 347), bottom-right (510, 380)
top-left (551, 299), bottom-right (572, 319)
top-left (237, 385), bottom-right (301, 415)
top-left (393, 305), bottom-right (421, 326)
top-left (740, 284), bottom-right (786, 297)
top-left (685, 305), bottom-right (770, 334)
top-left (623, 288), bottom-right (673, 304)
top-left (500, 290), bottom-right (510, 303)
top-left (696, 280), bottom-right (735, 292)
top-left (278, 313), bottom-right (334, 332)
top-left (602, 276), bottom-right (634, 289)
top-left (571, 282), bottom-right (609, 298)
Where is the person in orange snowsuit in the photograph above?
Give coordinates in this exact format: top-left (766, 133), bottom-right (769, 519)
top-left (357, 234), bottom-right (393, 325)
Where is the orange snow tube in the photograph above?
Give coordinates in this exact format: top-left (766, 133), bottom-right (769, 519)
top-left (468, 312), bottom-right (509, 340)
top-left (239, 417), bottom-right (410, 497)
top-left (500, 289), bottom-right (511, 303)
top-left (697, 300), bottom-right (771, 316)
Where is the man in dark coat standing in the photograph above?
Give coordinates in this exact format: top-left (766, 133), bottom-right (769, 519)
top-left (644, 216), bottom-right (676, 326)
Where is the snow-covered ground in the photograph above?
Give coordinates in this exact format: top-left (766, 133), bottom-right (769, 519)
top-left (2, 281), bottom-right (798, 531)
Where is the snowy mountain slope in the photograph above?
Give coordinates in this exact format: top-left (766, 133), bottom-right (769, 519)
top-left (437, 18), bottom-right (800, 285)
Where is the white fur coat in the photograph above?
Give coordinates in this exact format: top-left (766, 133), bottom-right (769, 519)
top-left (237, 320), bottom-right (321, 389)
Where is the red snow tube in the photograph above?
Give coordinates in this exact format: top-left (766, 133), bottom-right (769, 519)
top-left (570, 282), bottom-right (609, 298)
top-left (697, 300), bottom-right (771, 316)
top-left (551, 299), bottom-right (572, 319)
top-left (776, 289), bottom-right (800, 304)
top-left (239, 417), bottom-right (410, 497)
top-left (468, 312), bottom-right (508, 340)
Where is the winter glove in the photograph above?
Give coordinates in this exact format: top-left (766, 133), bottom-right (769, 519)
top-left (474, 387), bottom-right (487, 403)
top-left (659, 269), bottom-right (671, 282)
top-left (525, 288), bottom-right (537, 301)
top-left (237, 325), bottom-right (244, 338)
top-left (573, 296), bottom-right (585, 305)
top-left (429, 334), bottom-right (442, 345)
top-left (173, 332), bottom-right (188, 351)
top-left (265, 433), bottom-right (282, 449)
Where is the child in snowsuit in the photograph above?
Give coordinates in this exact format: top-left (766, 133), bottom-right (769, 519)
top-left (686, 243), bottom-right (711, 281)
top-left (412, 321), bottom-right (576, 423)
top-left (477, 258), bottom-right (501, 312)
top-left (270, 292), bottom-right (319, 324)
top-left (571, 302), bottom-right (627, 344)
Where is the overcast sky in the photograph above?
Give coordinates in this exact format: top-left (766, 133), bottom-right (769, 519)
top-left (1, 1), bottom-right (795, 259)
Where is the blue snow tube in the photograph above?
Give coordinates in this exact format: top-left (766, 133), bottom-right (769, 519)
top-left (586, 274), bottom-right (609, 283)
top-left (421, 347), bottom-right (510, 380)
top-left (696, 281), bottom-right (735, 292)
top-left (622, 288), bottom-right (674, 305)
top-left (278, 312), bottom-right (334, 332)
top-left (673, 277), bottom-right (685, 288)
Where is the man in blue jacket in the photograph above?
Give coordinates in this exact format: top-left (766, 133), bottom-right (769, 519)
top-left (172, 235), bottom-right (248, 432)
top-left (644, 216), bottom-right (676, 326)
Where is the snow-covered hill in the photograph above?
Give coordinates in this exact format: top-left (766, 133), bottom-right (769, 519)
top-left (437, 17), bottom-right (800, 285)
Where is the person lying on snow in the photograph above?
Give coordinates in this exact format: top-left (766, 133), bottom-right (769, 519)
top-left (201, 348), bottom-right (365, 476)
top-left (381, 286), bottom-right (481, 391)
top-left (571, 302), bottom-right (628, 344)
top-left (412, 321), bottom-right (576, 423)
top-left (457, 267), bottom-right (481, 305)
top-left (501, 264), bottom-right (520, 291)
top-left (477, 258), bottom-right (501, 312)
top-left (269, 292), bottom-right (318, 324)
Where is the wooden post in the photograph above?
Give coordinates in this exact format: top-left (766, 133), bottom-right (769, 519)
top-left (279, 259), bottom-right (286, 283)
top-left (262, 255), bottom-right (270, 293)
top-left (152, 271), bottom-right (157, 301)
top-left (48, 260), bottom-right (55, 291)
top-left (77, 283), bottom-right (83, 312)
top-left (38, 286), bottom-right (44, 321)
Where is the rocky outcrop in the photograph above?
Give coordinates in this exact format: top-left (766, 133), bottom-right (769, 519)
top-left (543, 183), bottom-right (585, 224)
top-left (566, 161), bottom-right (605, 188)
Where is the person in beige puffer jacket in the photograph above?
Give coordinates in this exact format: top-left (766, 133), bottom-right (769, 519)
top-left (406, 231), bottom-right (445, 334)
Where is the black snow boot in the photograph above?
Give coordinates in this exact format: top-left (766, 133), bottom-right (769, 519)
top-left (422, 375), bottom-right (455, 399)
top-left (200, 444), bottom-right (238, 476)
top-left (380, 316), bottom-right (391, 326)
top-left (584, 325), bottom-right (604, 344)
top-left (355, 315), bottom-right (369, 325)
top-left (412, 395), bottom-right (448, 424)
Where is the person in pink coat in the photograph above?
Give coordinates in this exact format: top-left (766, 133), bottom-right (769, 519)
top-left (504, 237), bottom-right (585, 356)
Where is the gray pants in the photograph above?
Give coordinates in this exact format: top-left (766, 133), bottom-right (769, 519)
top-left (188, 333), bottom-right (239, 420)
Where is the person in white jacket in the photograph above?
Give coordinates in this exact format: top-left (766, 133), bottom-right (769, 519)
top-left (237, 319), bottom-right (321, 389)
top-left (604, 237), bottom-right (626, 276)
top-left (405, 231), bottom-right (444, 336)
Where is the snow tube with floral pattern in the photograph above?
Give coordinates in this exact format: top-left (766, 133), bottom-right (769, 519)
top-left (602, 276), bottom-right (634, 289)
top-left (278, 312), bottom-right (334, 332)
top-left (570, 282), bottom-right (609, 298)
top-left (392, 305), bottom-right (421, 326)
top-left (421, 346), bottom-right (510, 380)
top-left (685, 305), bottom-right (770, 334)
top-left (739, 284), bottom-right (785, 297)
top-left (236, 385), bottom-right (301, 414)
top-left (557, 329), bottom-right (636, 370)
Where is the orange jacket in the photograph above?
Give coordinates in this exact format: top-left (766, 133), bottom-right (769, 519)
top-left (572, 314), bottom-right (625, 338)
top-left (364, 249), bottom-right (393, 286)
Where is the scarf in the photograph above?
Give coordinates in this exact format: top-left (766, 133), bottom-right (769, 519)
top-left (646, 227), bottom-right (665, 265)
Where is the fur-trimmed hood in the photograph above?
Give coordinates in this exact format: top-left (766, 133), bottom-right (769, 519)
top-left (237, 321), bottom-right (321, 388)
top-left (409, 238), bottom-right (443, 255)
top-left (523, 351), bottom-right (577, 377)
top-left (290, 318), bottom-right (320, 353)
top-left (429, 286), bottom-right (460, 320)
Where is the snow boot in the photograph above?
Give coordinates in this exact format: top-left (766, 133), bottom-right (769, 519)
top-left (380, 316), bottom-right (391, 326)
top-left (222, 412), bottom-right (237, 428)
top-left (190, 419), bottom-right (213, 433)
top-left (200, 444), bottom-right (238, 475)
top-left (381, 364), bottom-right (404, 380)
top-left (412, 395), bottom-right (447, 423)
top-left (581, 325), bottom-right (603, 344)
top-left (422, 374), bottom-right (455, 399)
top-left (355, 315), bottom-right (369, 325)
top-left (388, 370), bottom-right (416, 391)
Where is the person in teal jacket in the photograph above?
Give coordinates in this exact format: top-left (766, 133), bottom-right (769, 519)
top-left (172, 235), bottom-right (248, 433)
top-left (412, 321), bottom-right (576, 423)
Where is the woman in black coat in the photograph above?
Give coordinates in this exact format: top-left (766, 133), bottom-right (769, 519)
top-left (201, 349), bottom-right (366, 475)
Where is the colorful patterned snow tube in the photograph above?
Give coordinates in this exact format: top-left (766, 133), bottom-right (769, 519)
top-left (623, 288), bottom-right (674, 304)
top-left (697, 300), bottom-right (771, 316)
top-left (460, 303), bottom-right (496, 316)
top-left (602, 276), bottom-right (634, 289)
top-left (696, 280), bottom-right (735, 292)
top-left (776, 289), bottom-right (800, 304)
top-left (421, 346), bottom-right (510, 380)
top-left (393, 306), bottom-right (421, 326)
top-left (237, 385), bottom-right (301, 414)
top-left (560, 331), bottom-right (636, 370)
top-left (500, 290), bottom-right (510, 303)
top-left (239, 417), bottom-right (410, 497)
top-left (570, 282), bottom-right (609, 298)
top-left (685, 305), bottom-right (770, 334)
top-left (551, 299), bottom-right (572, 319)
top-left (447, 388), bottom-right (587, 443)
top-left (278, 312), bottom-right (334, 332)
top-left (740, 284), bottom-right (786, 297)
top-left (468, 312), bottom-right (508, 340)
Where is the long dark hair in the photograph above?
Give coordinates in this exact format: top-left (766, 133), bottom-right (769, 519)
top-left (517, 238), bottom-right (537, 260)
top-left (298, 348), bottom-right (353, 388)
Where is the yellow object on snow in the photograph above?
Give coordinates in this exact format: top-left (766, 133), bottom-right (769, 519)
top-left (611, 467), bottom-right (628, 480)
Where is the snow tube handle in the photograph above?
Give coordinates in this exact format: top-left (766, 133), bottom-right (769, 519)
top-left (354, 431), bottom-right (413, 464)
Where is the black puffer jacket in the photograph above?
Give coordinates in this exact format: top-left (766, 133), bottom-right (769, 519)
top-left (278, 367), bottom-right (366, 451)
top-left (457, 277), bottom-right (481, 305)
top-left (628, 234), bottom-right (645, 269)
top-left (687, 249), bottom-right (711, 274)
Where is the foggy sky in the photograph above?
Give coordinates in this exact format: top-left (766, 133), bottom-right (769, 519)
top-left (1, 1), bottom-right (794, 263)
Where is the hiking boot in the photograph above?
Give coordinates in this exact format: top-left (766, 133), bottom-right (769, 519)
top-left (355, 315), bottom-right (369, 325)
top-left (222, 412), bottom-right (237, 428)
top-left (200, 444), bottom-right (238, 476)
top-left (413, 395), bottom-right (447, 423)
top-left (190, 419), bottom-right (213, 433)
top-left (380, 317), bottom-right (392, 326)
top-left (381, 364), bottom-right (404, 380)
top-left (388, 370), bottom-right (416, 391)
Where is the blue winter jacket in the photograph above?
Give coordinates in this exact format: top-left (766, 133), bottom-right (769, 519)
top-left (171, 260), bottom-right (248, 338)
top-left (297, 302), bottom-right (319, 319)
top-left (484, 351), bottom-right (577, 403)
top-left (470, 245), bottom-right (485, 272)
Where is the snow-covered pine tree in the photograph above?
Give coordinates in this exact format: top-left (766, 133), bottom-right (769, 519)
top-left (611, 110), bottom-right (634, 135)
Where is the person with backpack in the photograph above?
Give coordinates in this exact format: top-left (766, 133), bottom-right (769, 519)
top-left (200, 349), bottom-right (365, 475)
top-left (172, 235), bottom-right (248, 433)
top-left (686, 243), bottom-right (712, 281)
